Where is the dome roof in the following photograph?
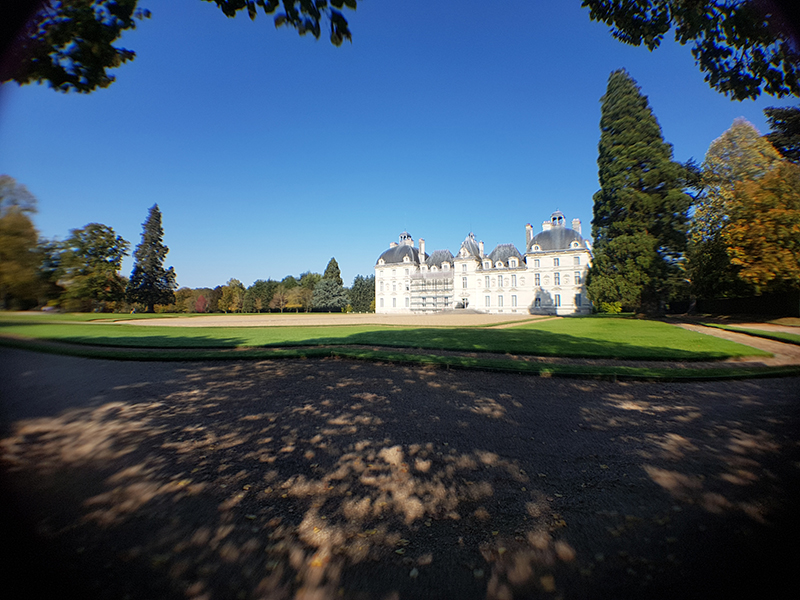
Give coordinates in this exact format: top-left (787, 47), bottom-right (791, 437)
top-left (488, 243), bottom-right (523, 263)
top-left (527, 227), bottom-right (587, 252)
top-left (376, 244), bottom-right (423, 265)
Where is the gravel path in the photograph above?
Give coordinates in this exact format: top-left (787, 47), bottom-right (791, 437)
top-left (2, 348), bottom-right (799, 600)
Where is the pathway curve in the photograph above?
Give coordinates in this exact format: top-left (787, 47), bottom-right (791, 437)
top-left (673, 322), bottom-right (800, 366)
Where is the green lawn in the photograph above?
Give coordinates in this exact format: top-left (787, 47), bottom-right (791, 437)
top-left (0, 313), bottom-right (769, 360)
top-left (707, 324), bottom-right (800, 346)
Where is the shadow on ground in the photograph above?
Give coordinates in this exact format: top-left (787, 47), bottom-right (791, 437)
top-left (1, 349), bottom-right (798, 599)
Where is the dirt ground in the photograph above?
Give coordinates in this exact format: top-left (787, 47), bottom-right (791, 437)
top-left (118, 312), bottom-right (542, 328)
top-left (1, 348), bottom-right (799, 600)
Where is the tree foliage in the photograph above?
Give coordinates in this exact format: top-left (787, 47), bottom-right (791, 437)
top-left (2, 0), bottom-right (355, 93)
top-left (312, 277), bottom-right (348, 311)
top-left (126, 204), bottom-right (177, 312)
top-left (582, 0), bottom-right (800, 100)
top-left (765, 105), bottom-right (800, 163)
top-left (3, 1), bottom-right (152, 93)
top-left (0, 204), bottom-right (41, 309)
top-left (588, 69), bottom-right (691, 314)
top-left (60, 222), bottom-right (129, 310)
top-left (206, 0), bottom-right (356, 46)
top-left (269, 284), bottom-right (290, 312)
top-left (723, 161), bottom-right (800, 292)
top-left (323, 257), bottom-right (343, 286)
top-left (348, 274), bottom-right (374, 312)
top-left (688, 118), bottom-right (781, 298)
top-left (219, 278), bottom-right (245, 312)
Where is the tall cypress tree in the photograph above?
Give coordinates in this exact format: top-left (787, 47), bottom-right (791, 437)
top-left (588, 69), bottom-right (691, 314)
top-left (127, 204), bottom-right (176, 312)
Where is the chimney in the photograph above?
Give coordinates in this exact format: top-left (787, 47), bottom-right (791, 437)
top-left (572, 218), bottom-right (581, 234)
top-left (479, 241), bottom-right (485, 257)
top-left (542, 220), bottom-right (552, 231)
top-left (525, 223), bottom-right (533, 246)
top-left (390, 242), bottom-right (398, 248)
top-left (419, 238), bottom-right (426, 259)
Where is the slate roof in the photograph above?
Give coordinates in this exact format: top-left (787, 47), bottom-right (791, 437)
top-left (376, 244), bottom-right (424, 265)
top-left (527, 227), bottom-right (588, 252)
top-left (426, 249), bottom-right (455, 268)
top-left (459, 233), bottom-right (481, 258)
top-left (488, 243), bottom-right (523, 264)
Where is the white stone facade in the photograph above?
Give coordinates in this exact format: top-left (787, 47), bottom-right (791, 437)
top-left (375, 211), bottom-right (592, 315)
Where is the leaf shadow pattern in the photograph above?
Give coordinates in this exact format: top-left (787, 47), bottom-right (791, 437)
top-left (1, 350), bottom-right (799, 599)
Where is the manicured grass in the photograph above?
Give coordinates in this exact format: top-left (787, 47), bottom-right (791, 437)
top-left (0, 313), bottom-right (770, 360)
top-left (707, 324), bottom-right (800, 346)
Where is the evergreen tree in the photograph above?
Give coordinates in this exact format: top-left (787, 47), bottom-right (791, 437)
top-left (312, 278), bottom-right (349, 312)
top-left (323, 257), bottom-right (343, 286)
top-left (588, 69), bottom-right (691, 314)
top-left (349, 274), bottom-right (375, 312)
top-left (126, 204), bottom-right (177, 312)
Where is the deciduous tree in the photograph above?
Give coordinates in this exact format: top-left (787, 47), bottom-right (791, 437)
top-left (765, 106), bottom-right (800, 163)
top-left (588, 69), bottom-right (691, 314)
top-left (60, 222), bottom-right (129, 311)
top-left (126, 204), bottom-right (177, 312)
top-left (582, 1), bottom-right (800, 100)
top-left (688, 118), bottom-right (782, 298)
top-left (723, 161), bottom-right (800, 292)
top-left (219, 278), bottom-right (245, 313)
top-left (269, 285), bottom-right (290, 312)
top-left (0, 205), bottom-right (40, 309)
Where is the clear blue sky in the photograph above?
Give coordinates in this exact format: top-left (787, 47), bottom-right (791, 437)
top-left (0, 0), bottom-right (796, 289)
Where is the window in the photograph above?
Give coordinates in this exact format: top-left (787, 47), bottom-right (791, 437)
top-left (574, 256), bottom-right (581, 265)
top-left (498, 277), bottom-right (504, 288)
top-left (535, 274), bottom-right (540, 286)
top-left (555, 294), bottom-right (561, 307)
top-left (485, 295), bottom-right (491, 307)
top-left (421, 297), bottom-right (426, 307)
top-left (534, 297), bottom-right (541, 308)
top-left (575, 272), bottom-right (581, 285)
top-left (509, 258), bottom-right (517, 268)
top-left (497, 295), bottom-right (503, 307)
top-left (511, 274), bottom-right (516, 287)
top-left (392, 269), bottom-right (396, 277)
top-left (462, 263), bottom-right (467, 272)
top-left (483, 261), bottom-right (491, 269)
top-left (511, 295), bottom-right (517, 307)
top-left (575, 293), bottom-right (581, 307)
top-left (392, 283), bottom-right (396, 292)
top-left (554, 273), bottom-right (560, 285)
top-left (392, 298), bottom-right (396, 308)
top-left (405, 268), bottom-right (409, 276)
top-left (485, 276), bottom-right (490, 288)
top-left (405, 297), bottom-right (409, 307)
top-left (379, 282), bottom-right (384, 292)
top-left (554, 258), bottom-right (560, 267)
top-left (534, 259), bottom-right (540, 268)
top-left (462, 277), bottom-right (468, 289)
top-left (379, 298), bottom-right (384, 308)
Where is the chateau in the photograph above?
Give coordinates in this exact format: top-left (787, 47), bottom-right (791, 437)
top-left (374, 211), bottom-right (592, 315)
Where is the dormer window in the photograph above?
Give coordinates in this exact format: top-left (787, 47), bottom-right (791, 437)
top-left (571, 241), bottom-right (580, 248)
top-left (533, 245), bottom-right (541, 252)
top-left (443, 263), bottom-right (450, 271)
top-left (431, 266), bottom-right (438, 272)
top-left (403, 256), bottom-right (410, 262)
top-left (483, 261), bottom-right (491, 269)
top-left (378, 259), bottom-right (385, 265)
top-left (509, 258), bottom-right (518, 268)
top-left (496, 261), bottom-right (504, 268)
